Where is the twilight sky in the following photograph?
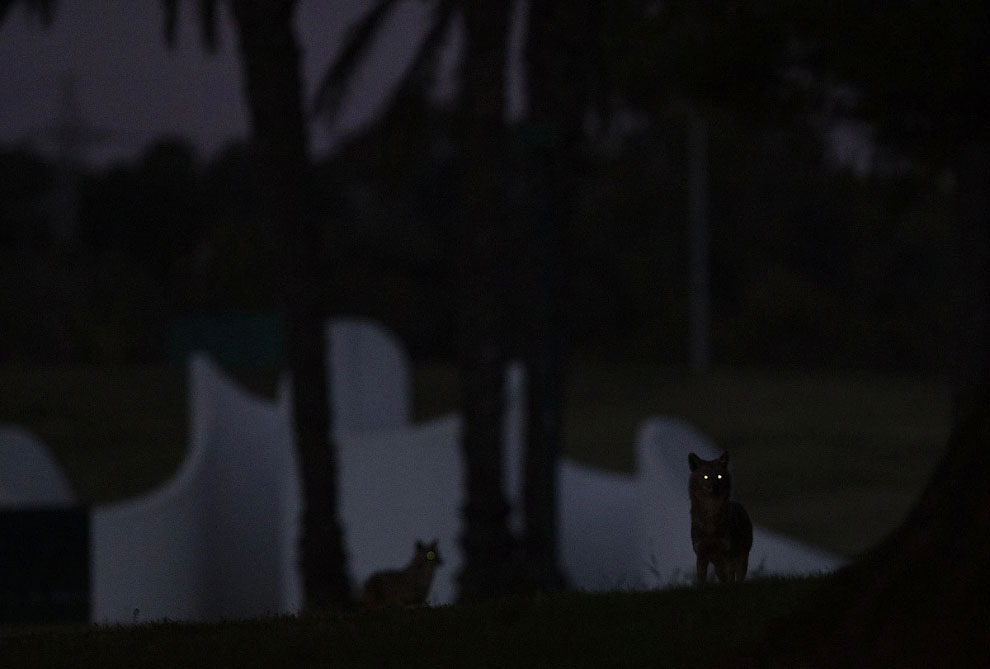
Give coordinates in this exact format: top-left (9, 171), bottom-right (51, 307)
top-left (0, 1), bottom-right (525, 168)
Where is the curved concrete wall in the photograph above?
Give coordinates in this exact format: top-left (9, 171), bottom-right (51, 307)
top-left (560, 462), bottom-right (639, 591)
top-left (7, 318), bottom-right (843, 623)
top-left (0, 426), bottom-right (76, 507)
top-left (90, 354), bottom-right (295, 623)
top-left (328, 319), bottom-right (410, 434)
top-left (91, 318), bottom-right (413, 623)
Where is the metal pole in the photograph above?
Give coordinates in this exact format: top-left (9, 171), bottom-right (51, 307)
top-left (688, 110), bottom-right (711, 373)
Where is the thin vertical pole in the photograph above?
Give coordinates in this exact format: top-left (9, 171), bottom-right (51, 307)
top-left (688, 110), bottom-right (711, 373)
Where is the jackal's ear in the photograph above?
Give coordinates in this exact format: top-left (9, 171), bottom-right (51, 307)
top-left (688, 453), bottom-right (701, 471)
top-left (719, 451), bottom-right (729, 466)
top-left (415, 539), bottom-right (424, 551)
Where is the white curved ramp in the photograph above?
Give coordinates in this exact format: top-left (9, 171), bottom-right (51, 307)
top-left (90, 354), bottom-right (295, 623)
top-left (559, 462), bottom-right (639, 591)
top-left (0, 426), bottom-right (75, 507)
top-left (636, 417), bottom-right (844, 588)
top-left (90, 318), bottom-right (416, 623)
top-left (329, 318), bottom-right (410, 434)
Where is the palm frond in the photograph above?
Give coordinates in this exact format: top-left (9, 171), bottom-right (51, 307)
top-left (394, 0), bottom-right (458, 100)
top-left (311, 0), bottom-right (403, 119)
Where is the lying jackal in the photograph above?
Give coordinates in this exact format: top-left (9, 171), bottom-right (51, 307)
top-left (361, 539), bottom-right (443, 609)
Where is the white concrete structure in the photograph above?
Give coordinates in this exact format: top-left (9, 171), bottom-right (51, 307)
top-left (328, 319), bottom-right (410, 434)
top-left (0, 426), bottom-right (76, 507)
top-left (4, 318), bottom-right (841, 623)
top-left (560, 462), bottom-right (640, 591)
top-left (90, 354), bottom-right (297, 623)
top-left (90, 318), bottom-right (414, 623)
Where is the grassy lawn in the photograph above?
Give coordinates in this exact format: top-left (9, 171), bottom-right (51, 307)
top-left (0, 577), bottom-right (826, 667)
top-left (557, 362), bottom-right (951, 556)
top-left (0, 360), bottom-right (951, 557)
top-left (0, 363), bottom-right (189, 503)
top-left (415, 360), bottom-right (950, 556)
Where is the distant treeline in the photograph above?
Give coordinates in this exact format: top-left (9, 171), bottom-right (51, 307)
top-left (0, 106), bottom-right (954, 372)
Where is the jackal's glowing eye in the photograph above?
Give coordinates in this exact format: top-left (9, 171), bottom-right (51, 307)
top-left (427, 551), bottom-right (436, 561)
top-left (703, 475), bottom-right (709, 480)
top-left (717, 474), bottom-right (723, 479)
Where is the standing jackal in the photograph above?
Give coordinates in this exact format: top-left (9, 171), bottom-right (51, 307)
top-left (361, 539), bottom-right (443, 609)
top-left (688, 452), bottom-right (753, 584)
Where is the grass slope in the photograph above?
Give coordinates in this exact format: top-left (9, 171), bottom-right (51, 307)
top-left (0, 577), bottom-right (827, 668)
top-left (420, 361), bottom-right (951, 556)
top-left (0, 362), bottom-right (954, 665)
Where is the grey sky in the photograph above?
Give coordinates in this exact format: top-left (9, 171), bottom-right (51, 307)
top-left (0, 0), bottom-right (528, 168)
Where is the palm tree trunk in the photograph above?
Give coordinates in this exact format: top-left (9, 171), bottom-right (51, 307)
top-left (515, 138), bottom-right (567, 591)
top-left (517, 0), bottom-right (601, 593)
top-left (455, 0), bottom-right (517, 601)
top-left (230, 0), bottom-right (351, 611)
top-left (951, 133), bottom-right (990, 418)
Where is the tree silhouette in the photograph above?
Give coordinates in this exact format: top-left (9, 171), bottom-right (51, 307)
top-left (9, 0), bottom-right (551, 603)
top-left (4, 0), bottom-right (353, 610)
top-left (449, 1), bottom-right (517, 600)
top-left (597, 0), bottom-right (990, 661)
top-left (315, 0), bottom-right (537, 599)
top-left (567, 3), bottom-right (990, 660)
top-left (513, 0), bottom-right (604, 593)
top-left (222, 0), bottom-right (353, 612)
top-left (754, 3), bottom-right (990, 663)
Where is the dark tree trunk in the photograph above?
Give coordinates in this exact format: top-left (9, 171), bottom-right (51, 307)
top-left (951, 133), bottom-right (990, 419)
top-left (455, 0), bottom-right (517, 601)
top-left (756, 135), bottom-right (990, 667)
top-left (230, 0), bottom-right (351, 611)
top-left (515, 0), bottom-right (600, 592)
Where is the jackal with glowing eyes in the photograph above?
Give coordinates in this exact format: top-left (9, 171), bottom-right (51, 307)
top-left (361, 539), bottom-right (443, 609)
top-left (688, 452), bottom-right (753, 584)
